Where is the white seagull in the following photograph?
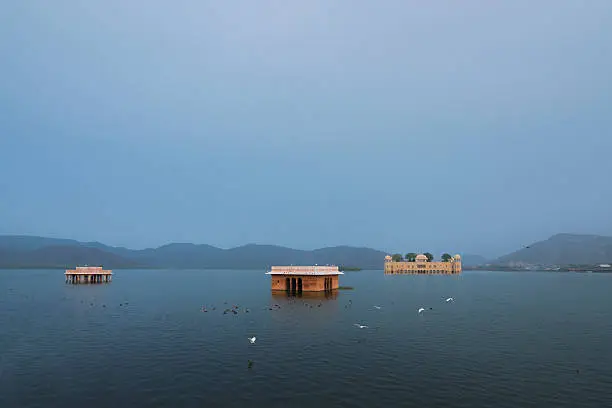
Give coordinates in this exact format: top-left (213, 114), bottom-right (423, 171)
top-left (445, 297), bottom-right (454, 302)
top-left (373, 306), bottom-right (382, 309)
top-left (248, 337), bottom-right (256, 344)
top-left (353, 324), bottom-right (368, 329)
top-left (418, 308), bottom-right (425, 314)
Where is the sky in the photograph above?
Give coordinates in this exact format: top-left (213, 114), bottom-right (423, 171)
top-left (1, 1), bottom-right (611, 258)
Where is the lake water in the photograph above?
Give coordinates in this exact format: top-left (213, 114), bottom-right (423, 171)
top-left (1, 269), bottom-right (611, 408)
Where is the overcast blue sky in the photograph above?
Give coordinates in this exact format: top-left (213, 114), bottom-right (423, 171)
top-left (1, 1), bottom-right (611, 257)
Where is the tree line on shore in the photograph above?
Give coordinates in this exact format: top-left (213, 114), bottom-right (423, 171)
top-left (390, 253), bottom-right (453, 262)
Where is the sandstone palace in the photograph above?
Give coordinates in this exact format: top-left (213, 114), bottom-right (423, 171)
top-left (384, 253), bottom-right (462, 274)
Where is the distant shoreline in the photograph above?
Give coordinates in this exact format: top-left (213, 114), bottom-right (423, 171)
top-left (465, 266), bottom-right (612, 273)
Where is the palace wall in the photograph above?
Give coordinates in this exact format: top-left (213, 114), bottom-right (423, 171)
top-left (384, 260), bottom-right (462, 274)
top-left (270, 275), bottom-right (339, 291)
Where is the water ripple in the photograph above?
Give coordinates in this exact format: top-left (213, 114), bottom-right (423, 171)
top-left (1, 270), bottom-right (611, 407)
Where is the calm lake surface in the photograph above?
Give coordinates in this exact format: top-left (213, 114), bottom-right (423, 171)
top-left (1, 269), bottom-right (611, 408)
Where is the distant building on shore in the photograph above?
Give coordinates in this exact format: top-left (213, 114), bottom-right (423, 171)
top-left (65, 266), bottom-right (112, 284)
top-left (384, 254), bottom-right (462, 274)
top-left (266, 265), bottom-right (344, 293)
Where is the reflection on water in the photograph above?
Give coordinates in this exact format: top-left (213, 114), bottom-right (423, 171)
top-left (271, 290), bottom-right (340, 300)
top-left (268, 290), bottom-right (343, 325)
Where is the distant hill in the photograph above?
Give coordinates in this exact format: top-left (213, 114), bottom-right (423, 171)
top-left (496, 233), bottom-right (612, 265)
top-left (0, 235), bottom-right (82, 251)
top-left (2, 245), bottom-right (143, 269)
top-left (0, 235), bottom-right (388, 269)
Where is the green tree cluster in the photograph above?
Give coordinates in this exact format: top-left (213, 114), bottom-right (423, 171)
top-left (404, 252), bottom-right (417, 262)
top-left (391, 252), bottom-right (455, 263)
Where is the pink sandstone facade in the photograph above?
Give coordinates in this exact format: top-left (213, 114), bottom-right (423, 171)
top-left (266, 266), bottom-right (343, 292)
top-left (384, 254), bottom-right (462, 274)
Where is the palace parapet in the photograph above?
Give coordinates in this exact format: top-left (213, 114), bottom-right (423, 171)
top-left (384, 254), bottom-right (462, 274)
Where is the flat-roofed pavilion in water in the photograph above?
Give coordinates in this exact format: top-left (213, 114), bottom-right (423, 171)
top-left (65, 266), bottom-right (112, 284)
top-left (266, 265), bottom-right (344, 293)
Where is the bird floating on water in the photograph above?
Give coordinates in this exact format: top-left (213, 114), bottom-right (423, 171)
top-left (445, 297), bottom-right (454, 302)
top-left (248, 337), bottom-right (256, 344)
top-left (353, 324), bottom-right (368, 329)
top-left (418, 308), bottom-right (425, 314)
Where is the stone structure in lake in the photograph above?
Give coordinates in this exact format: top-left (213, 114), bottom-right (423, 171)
top-left (384, 254), bottom-right (462, 274)
top-left (266, 265), bottom-right (344, 293)
top-left (65, 266), bottom-right (113, 284)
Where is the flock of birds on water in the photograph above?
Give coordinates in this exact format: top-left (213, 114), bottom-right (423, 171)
top-left (193, 295), bottom-right (459, 369)
top-left (353, 297), bottom-right (454, 329)
top-left (8, 291), bottom-right (459, 370)
top-left (6, 289), bottom-right (585, 375)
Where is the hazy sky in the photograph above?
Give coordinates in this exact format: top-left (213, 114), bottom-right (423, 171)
top-left (1, 1), bottom-right (611, 257)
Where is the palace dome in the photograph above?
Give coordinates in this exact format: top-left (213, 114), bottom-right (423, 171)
top-left (415, 254), bottom-right (427, 261)
top-left (454, 254), bottom-right (461, 260)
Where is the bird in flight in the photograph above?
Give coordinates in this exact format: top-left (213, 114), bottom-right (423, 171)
top-left (353, 324), bottom-right (368, 329)
top-left (373, 305), bottom-right (382, 309)
top-left (445, 297), bottom-right (454, 302)
top-left (418, 308), bottom-right (425, 314)
top-left (248, 337), bottom-right (256, 344)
